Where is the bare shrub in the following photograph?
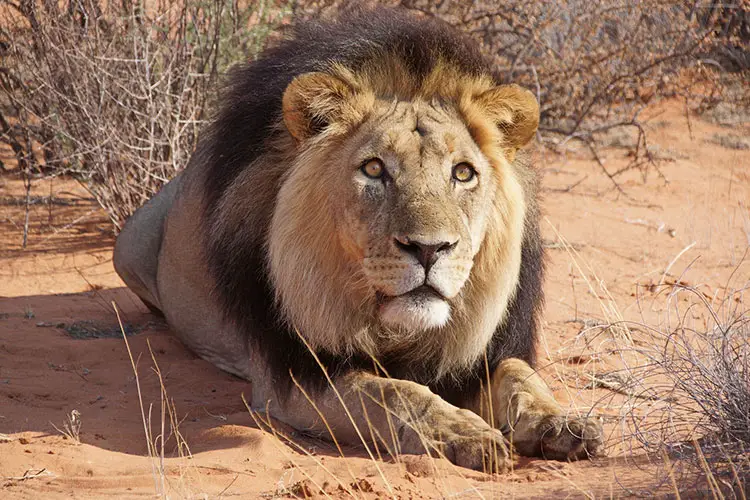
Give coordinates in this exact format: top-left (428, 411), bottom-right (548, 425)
top-left (52, 409), bottom-right (82, 444)
top-left (1, 1), bottom-right (746, 230)
top-left (0, 0), bottom-right (292, 229)
top-left (697, 0), bottom-right (750, 71)
top-left (622, 282), bottom-right (750, 492)
top-left (2, 0), bottom-right (745, 229)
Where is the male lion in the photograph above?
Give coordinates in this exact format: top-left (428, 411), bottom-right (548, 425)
top-left (114, 8), bottom-right (603, 470)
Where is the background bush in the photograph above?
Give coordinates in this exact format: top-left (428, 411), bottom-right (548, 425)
top-left (0, 0), bottom-right (292, 228)
top-left (0, 0), bottom-right (747, 229)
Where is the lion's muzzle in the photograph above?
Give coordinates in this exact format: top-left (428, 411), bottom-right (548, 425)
top-left (368, 227), bottom-right (473, 331)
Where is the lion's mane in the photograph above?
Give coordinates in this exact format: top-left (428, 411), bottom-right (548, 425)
top-left (197, 7), bottom-right (544, 407)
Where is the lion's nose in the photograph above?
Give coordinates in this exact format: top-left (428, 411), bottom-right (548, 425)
top-left (394, 235), bottom-right (458, 272)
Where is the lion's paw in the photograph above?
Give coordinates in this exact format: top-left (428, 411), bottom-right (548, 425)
top-left (513, 414), bottom-right (604, 461)
top-left (406, 408), bottom-right (511, 472)
top-left (440, 409), bottom-right (511, 472)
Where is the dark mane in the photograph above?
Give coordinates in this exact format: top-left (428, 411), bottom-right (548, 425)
top-left (199, 7), bottom-right (543, 403)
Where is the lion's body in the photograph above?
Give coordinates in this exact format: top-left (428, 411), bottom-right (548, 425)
top-left (114, 8), bottom-right (602, 469)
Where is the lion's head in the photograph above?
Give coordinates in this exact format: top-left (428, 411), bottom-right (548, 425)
top-left (264, 58), bottom-right (539, 377)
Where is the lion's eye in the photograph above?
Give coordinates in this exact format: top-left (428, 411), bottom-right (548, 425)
top-left (452, 163), bottom-right (476, 183)
top-left (361, 158), bottom-right (385, 179)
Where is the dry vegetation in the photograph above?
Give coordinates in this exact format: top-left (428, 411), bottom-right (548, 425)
top-left (0, 0), bottom-right (292, 229)
top-left (629, 283), bottom-right (750, 494)
top-left (1, 1), bottom-right (747, 229)
top-left (1, 0), bottom-right (749, 497)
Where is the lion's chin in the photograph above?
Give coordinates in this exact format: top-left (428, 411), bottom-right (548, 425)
top-left (378, 288), bottom-right (451, 331)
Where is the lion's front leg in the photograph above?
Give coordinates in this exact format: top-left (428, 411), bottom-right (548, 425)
top-left (485, 358), bottom-right (603, 460)
top-left (273, 372), bottom-right (510, 472)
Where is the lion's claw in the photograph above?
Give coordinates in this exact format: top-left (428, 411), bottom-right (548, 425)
top-left (514, 414), bottom-right (604, 461)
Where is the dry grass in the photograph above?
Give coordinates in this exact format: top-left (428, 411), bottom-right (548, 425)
top-left (242, 346), bottom-right (501, 497)
top-left (538, 218), bottom-right (750, 497)
top-left (115, 301), bottom-right (198, 497)
top-left (51, 409), bottom-right (82, 444)
top-left (710, 133), bottom-right (750, 150)
top-left (623, 281), bottom-right (750, 495)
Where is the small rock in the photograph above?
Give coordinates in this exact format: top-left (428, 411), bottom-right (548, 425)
top-left (351, 478), bottom-right (374, 492)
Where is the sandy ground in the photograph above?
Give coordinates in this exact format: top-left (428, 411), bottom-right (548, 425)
top-left (0, 99), bottom-right (748, 498)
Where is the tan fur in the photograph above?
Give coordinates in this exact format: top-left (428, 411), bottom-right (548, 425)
top-left (114, 55), bottom-right (602, 471)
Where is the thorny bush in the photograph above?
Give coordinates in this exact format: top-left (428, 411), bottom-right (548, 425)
top-left (0, 0), bottom-right (747, 229)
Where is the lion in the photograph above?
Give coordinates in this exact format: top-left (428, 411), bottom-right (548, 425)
top-left (113, 8), bottom-right (603, 470)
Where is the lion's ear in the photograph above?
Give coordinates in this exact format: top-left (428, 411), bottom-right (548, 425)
top-left (282, 71), bottom-right (364, 141)
top-left (475, 84), bottom-right (539, 154)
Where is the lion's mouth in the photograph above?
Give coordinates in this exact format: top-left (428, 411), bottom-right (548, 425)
top-left (376, 284), bottom-right (444, 306)
top-left (376, 284), bottom-right (451, 331)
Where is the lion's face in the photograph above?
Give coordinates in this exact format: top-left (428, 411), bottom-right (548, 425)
top-left (269, 62), bottom-right (538, 363)
top-left (336, 99), bottom-right (496, 331)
